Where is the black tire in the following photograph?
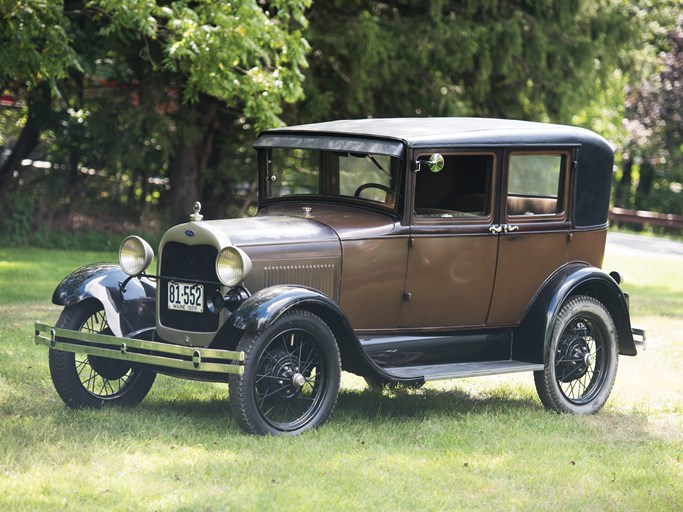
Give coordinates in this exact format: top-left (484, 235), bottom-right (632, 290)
top-left (229, 309), bottom-right (341, 435)
top-left (534, 295), bottom-right (618, 414)
top-left (49, 301), bottom-right (156, 408)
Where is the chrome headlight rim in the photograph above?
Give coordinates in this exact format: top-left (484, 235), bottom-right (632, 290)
top-left (216, 246), bottom-right (252, 287)
top-left (119, 236), bottom-right (154, 276)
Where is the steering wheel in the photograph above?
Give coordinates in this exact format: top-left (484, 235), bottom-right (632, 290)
top-left (354, 183), bottom-right (393, 198)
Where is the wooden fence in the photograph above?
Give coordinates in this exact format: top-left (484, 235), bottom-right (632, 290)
top-left (609, 207), bottom-right (683, 230)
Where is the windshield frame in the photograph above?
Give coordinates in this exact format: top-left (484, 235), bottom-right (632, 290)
top-left (256, 134), bottom-right (406, 213)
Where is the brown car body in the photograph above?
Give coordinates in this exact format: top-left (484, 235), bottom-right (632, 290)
top-left (37, 118), bottom-right (643, 435)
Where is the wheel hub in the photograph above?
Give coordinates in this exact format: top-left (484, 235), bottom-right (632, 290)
top-left (292, 373), bottom-right (306, 388)
top-left (556, 336), bottom-right (592, 383)
top-left (87, 354), bottom-right (131, 380)
top-left (258, 349), bottom-right (302, 399)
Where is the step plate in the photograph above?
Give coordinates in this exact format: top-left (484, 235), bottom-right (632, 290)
top-left (384, 360), bottom-right (544, 381)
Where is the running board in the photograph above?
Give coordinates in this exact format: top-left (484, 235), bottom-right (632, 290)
top-left (383, 360), bottom-right (544, 382)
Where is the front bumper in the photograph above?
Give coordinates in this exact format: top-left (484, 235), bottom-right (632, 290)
top-left (35, 322), bottom-right (244, 376)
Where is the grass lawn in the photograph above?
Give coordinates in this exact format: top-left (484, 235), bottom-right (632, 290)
top-left (0, 242), bottom-right (681, 511)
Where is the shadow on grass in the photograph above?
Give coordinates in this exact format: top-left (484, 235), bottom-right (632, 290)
top-left (120, 382), bottom-right (542, 435)
top-left (334, 385), bottom-right (541, 421)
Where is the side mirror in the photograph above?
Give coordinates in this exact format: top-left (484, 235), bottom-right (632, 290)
top-left (415, 153), bottom-right (444, 173)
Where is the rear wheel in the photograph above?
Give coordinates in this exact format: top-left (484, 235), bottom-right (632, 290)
top-left (229, 309), bottom-right (341, 435)
top-left (49, 301), bottom-right (156, 408)
top-left (534, 295), bottom-right (618, 414)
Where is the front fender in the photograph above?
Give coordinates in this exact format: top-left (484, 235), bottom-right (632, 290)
top-left (52, 263), bottom-right (156, 337)
top-left (229, 285), bottom-right (343, 332)
top-left (228, 285), bottom-right (402, 381)
top-left (514, 263), bottom-right (637, 364)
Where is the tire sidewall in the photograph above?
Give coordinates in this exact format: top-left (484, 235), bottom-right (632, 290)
top-left (49, 300), bottom-right (155, 408)
top-left (544, 296), bottom-right (619, 414)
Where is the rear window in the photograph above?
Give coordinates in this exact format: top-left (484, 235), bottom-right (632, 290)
top-left (507, 154), bottom-right (567, 217)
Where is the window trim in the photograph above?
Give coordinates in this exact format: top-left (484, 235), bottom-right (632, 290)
top-left (504, 150), bottom-right (571, 223)
top-left (258, 147), bottom-right (404, 215)
top-left (410, 150), bottom-right (498, 226)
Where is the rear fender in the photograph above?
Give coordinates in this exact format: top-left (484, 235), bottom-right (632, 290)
top-left (514, 264), bottom-right (637, 364)
top-left (52, 263), bottom-right (156, 337)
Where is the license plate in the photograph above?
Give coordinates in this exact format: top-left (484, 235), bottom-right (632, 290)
top-left (167, 282), bottom-right (204, 313)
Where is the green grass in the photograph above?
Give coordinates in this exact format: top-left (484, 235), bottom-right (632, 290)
top-left (1, 245), bottom-right (682, 511)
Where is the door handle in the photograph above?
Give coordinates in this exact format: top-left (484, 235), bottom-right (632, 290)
top-left (489, 225), bottom-right (503, 234)
top-left (504, 224), bottom-right (520, 233)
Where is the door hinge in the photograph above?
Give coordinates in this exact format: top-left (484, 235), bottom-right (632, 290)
top-left (403, 292), bottom-right (412, 302)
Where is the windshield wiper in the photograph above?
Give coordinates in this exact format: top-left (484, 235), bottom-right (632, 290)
top-left (351, 153), bottom-right (390, 178)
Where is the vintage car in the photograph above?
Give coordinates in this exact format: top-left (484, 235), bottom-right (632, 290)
top-left (36, 118), bottom-right (645, 435)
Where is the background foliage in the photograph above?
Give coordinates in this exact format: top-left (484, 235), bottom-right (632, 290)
top-left (0, 0), bottom-right (681, 246)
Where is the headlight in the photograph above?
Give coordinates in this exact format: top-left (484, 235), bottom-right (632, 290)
top-left (119, 236), bottom-right (154, 276)
top-left (216, 246), bottom-right (252, 287)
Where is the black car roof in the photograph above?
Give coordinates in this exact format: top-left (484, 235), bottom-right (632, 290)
top-left (265, 117), bottom-right (610, 149)
top-left (260, 117), bottom-right (615, 229)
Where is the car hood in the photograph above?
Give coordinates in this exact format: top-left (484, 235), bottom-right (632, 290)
top-left (161, 213), bottom-right (343, 298)
top-left (159, 204), bottom-right (400, 300)
top-left (162, 214), bottom-right (339, 249)
top-left (162, 203), bottom-right (400, 249)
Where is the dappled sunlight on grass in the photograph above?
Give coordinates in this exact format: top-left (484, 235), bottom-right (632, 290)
top-left (604, 246), bottom-right (683, 317)
top-left (1, 240), bottom-right (682, 510)
top-left (0, 248), bottom-right (115, 305)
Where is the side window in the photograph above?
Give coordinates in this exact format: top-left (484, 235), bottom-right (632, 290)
top-left (507, 153), bottom-right (567, 217)
top-left (414, 153), bottom-right (493, 219)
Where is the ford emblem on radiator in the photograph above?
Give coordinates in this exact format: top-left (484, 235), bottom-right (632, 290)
top-left (185, 230), bottom-right (195, 237)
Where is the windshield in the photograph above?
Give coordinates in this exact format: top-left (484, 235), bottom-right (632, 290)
top-left (263, 148), bottom-right (401, 208)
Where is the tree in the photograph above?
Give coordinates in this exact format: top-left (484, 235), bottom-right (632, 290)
top-left (291, 0), bottom-right (636, 124)
top-left (618, 9), bottom-right (682, 214)
top-left (92, 0), bottom-right (311, 220)
top-left (0, 1), bottom-right (311, 223)
top-left (0, 0), bottom-right (81, 197)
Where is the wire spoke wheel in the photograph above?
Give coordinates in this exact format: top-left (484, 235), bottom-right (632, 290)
top-left (230, 309), bottom-right (341, 435)
top-left (73, 309), bottom-right (136, 399)
top-left (555, 317), bottom-right (605, 404)
top-left (534, 295), bottom-right (618, 414)
top-left (254, 329), bottom-right (326, 429)
top-left (49, 301), bottom-right (156, 408)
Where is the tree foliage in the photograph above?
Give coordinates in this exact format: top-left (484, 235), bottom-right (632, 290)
top-left (0, 0), bottom-right (311, 227)
top-left (0, 0), bottom-right (80, 94)
top-left (93, 0), bottom-right (310, 129)
top-left (616, 7), bottom-right (683, 215)
top-left (293, 0), bottom-right (635, 123)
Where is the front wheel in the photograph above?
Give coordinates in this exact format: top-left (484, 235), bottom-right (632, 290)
top-left (534, 295), bottom-right (618, 414)
top-left (229, 309), bottom-right (341, 435)
top-left (49, 301), bottom-right (156, 408)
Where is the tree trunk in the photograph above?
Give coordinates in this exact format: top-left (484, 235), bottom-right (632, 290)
top-left (167, 96), bottom-right (218, 223)
top-left (0, 85), bottom-right (51, 199)
top-left (614, 158), bottom-right (633, 208)
top-left (635, 160), bottom-right (655, 210)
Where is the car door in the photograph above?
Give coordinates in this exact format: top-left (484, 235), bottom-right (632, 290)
top-left (399, 151), bottom-right (500, 329)
top-left (486, 149), bottom-right (574, 325)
